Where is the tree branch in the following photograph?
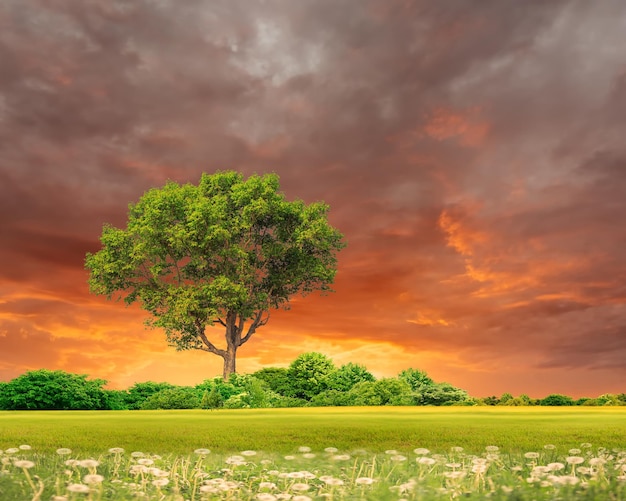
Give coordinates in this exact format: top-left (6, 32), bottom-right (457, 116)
top-left (239, 310), bottom-right (270, 346)
top-left (214, 317), bottom-right (227, 327)
top-left (194, 319), bottom-right (227, 358)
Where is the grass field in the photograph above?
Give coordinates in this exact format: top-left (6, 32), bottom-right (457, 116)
top-left (1, 407), bottom-right (625, 455)
top-left (2, 408), bottom-right (626, 499)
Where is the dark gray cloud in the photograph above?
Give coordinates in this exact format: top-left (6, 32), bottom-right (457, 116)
top-left (1, 0), bottom-right (626, 395)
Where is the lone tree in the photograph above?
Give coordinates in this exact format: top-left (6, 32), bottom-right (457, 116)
top-left (85, 171), bottom-right (345, 380)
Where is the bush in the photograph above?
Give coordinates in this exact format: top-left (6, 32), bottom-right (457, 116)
top-left (325, 363), bottom-right (375, 392)
top-left (124, 382), bottom-right (175, 410)
top-left (345, 379), bottom-right (413, 406)
top-left (309, 390), bottom-right (351, 407)
top-left (0, 370), bottom-right (109, 410)
top-left (415, 383), bottom-right (469, 406)
top-left (251, 367), bottom-right (292, 395)
top-left (539, 394), bottom-right (575, 406)
top-left (196, 378), bottom-right (238, 401)
top-left (200, 385), bottom-right (224, 409)
top-left (285, 352), bottom-right (336, 400)
top-left (398, 368), bottom-right (434, 391)
top-left (141, 387), bottom-right (200, 409)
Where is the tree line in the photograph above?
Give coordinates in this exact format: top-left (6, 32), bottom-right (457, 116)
top-left (0, 352), bottom-right (623, 410)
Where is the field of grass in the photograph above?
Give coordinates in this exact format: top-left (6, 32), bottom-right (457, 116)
top-left (2, 407), bottom-right (625, 455)
top-left (2, 407), bottom-right (626, 500)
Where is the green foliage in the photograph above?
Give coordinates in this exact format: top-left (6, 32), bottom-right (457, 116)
top-left (398, 368), bottom-right (434, 391)
top-left (539, 394), bottom-right (575, 406)
top-left (251, 367), bottom-right (291, 395)
top-left (200, 389), bottom-right (211, 409)
top-left (482, 396), bottom-right (500, 406)
top-left (102, 389), bottom-right (130, 410)
top-left (0, 370), bottom-right (109, 410)
top-left (325, 363), bottom-right (375, 392)
top-left (594, 393), bottom-right (622, 406)
top-left (85, 171), bottom-right (345, 379)
top-left (124, 381), bottom-right (175, 410)
top-left (141, 387), bottom-right (200, 410)
top-left (415, 382), bottom-right (470, 406)
top-left (196, 378), bottom-right (239, 402)
top-left (226, 374), bottom-right (269, 408)
top-left (345, 378), bottom-right (413, 406)
top-left (285, 352), bottom-right (336, 400)
top-left (498, 392), bottom-right (514, 405)
top-left (201, 385), bottom-right (224, 410)
top-left (309, 389), bottom-right (351, 407)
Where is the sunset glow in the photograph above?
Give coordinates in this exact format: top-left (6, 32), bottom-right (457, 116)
top-left (1, 1), bottom-right (625, 398)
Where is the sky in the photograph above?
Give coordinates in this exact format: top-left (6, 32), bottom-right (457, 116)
top-left (1, 0), bottom-right (626, 399)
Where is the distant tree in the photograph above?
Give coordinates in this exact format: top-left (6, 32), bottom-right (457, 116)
top-left (86, 171), bottom-right (345, 380)
top-left (102, 389), bottom-right (129, 410)
top-left (206, 384), bottom-right (224, 409)
top-left (617, 393), bottom-right (626, 405)
top-left (309, 389), bottom-right (351, 407)
top-left (266, 394), bottom-right (308, 408)
top-left (346, 381), bottom-right (381, 406)
top-left (285, 352), bottom-right (336, 400)
top-left (415, 382), bottom-right (469, 406)
top-left (0, 381), bottom-right (9, 410)
top-left (482, 396), bottom-right (500, 406)
top-left (539, 394), bottom-right (575, 406)
top-left (252, 367), bottom-right (292, 395)
top-left (347, 378), bottom-right (413, 406)
top-left (196, 378), bottom-right (239, 402)
top-left (498, 393), bottom-right (514, 405)
top-left (228, 374), bottom-right (269, 408)
top-left (502, 394), bottom-right (532, 406)
top-left (125, 381), bottom-right (176, 410)
top-left (579, 397), bottom-right (598, 406)
top-left (595, 393), bottom-right (621, 406)
top-left (200, 389), bottom-right (211, 409)
top-left (0, 370), bottom-right (108, 410)
top-left (141, 387), bottom-right (200, 409)
top-left (398, 368), bottom-right (434, 391)
top-left (326, 363), bottom-right (375, 392)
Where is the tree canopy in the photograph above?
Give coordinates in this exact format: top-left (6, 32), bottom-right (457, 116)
top-left (85, 171), bottom-right (345, 379)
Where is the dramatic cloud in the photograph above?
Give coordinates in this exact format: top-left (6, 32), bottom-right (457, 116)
top-left (1, 0), bottom-right (625, 397)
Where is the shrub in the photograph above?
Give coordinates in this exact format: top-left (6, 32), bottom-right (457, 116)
top-left (251, 367), bottom-right (291, 395)
top-left (398, 368), bottom-right (434, 391)
top-left (285, 352), bottom-right (336, 400)
top-left (539, 394), bottom-right (575, 406)
top-left (325, 363), bottom-right (375, 392)
top-left (0, 370), bottom-right (109, 410)
top-left (415, 383), bottom-right (470, 406)
top-left (124, 382), bottom-right (176, 410)
top-left (141, 387), bottom-right (200, 410)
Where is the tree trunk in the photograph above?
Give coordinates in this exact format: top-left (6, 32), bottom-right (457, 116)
top-left (222, 347), bottom-right (236, 381)
top-left (222, 311), bottom-right (241, 381)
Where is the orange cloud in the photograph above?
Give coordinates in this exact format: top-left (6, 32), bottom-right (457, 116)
top-left (424, 107), bottom-right (490, 147)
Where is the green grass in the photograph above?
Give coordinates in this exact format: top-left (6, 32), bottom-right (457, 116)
top-left (2, 407), bottom-right (625, 456)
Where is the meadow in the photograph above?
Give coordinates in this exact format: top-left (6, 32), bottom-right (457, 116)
top-left (1, 407), bottom-right (625, 454)
top-left (2, 407), bottom-right (626, 500)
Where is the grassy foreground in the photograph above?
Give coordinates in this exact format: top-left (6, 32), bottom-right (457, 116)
top-left (2, 408), bottom-right (626, 500)
top-left (1, 407), bottom-right (625, 455)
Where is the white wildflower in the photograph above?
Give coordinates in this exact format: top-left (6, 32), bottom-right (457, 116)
top-left (83, 474), bottom-right (104, 484)
top-left (13, 460), bottom-right (35, 469)
top-left (290, 483), bottom-right (310, 491)
top-left (67, 484), bottom-right (90, 493)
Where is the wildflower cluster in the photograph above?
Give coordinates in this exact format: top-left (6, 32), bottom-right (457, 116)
top-left (1, 443), bottom-right (625, 500)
